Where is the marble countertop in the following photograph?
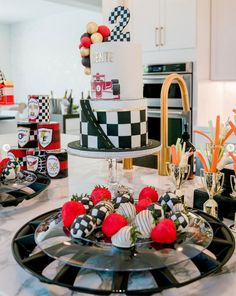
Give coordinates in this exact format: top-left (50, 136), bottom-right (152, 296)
top-left (0, 134), bottom-right (235, 296)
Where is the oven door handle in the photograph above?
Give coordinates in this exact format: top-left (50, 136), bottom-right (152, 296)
top-left (148, 109), bottom-right (188, 118)
top-left (143, 75), bottom-right (180, 82)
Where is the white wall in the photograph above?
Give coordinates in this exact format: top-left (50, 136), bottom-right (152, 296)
top-left (196, 0), bottom-right (236, 127)
top-left (10, 9), bottom-right (102, 103)
top-left (0, 23), bottom-right (11, 79)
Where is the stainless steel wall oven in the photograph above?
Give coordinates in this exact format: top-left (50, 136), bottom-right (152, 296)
top-left (133, 62), bottom-right (193, 169)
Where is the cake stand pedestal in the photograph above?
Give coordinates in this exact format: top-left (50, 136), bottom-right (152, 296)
top-left (67, 140), bottom-right (161, 195)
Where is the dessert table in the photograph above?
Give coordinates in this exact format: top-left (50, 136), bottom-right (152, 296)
top-left (0, 133), bottom-right (235, 296)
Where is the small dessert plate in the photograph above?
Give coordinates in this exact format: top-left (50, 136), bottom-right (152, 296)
top-left (0, 170), bottom-right (37, 193)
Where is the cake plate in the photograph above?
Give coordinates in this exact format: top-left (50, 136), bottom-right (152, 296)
top-left (0, 171), bottom-right (51, 207)
top-left (12, 209), bottom-right (235, 295)
top-left (67, 140), bottom-right (161, 194)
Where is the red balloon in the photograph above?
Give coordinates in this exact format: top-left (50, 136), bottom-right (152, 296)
top-left (81, 36), bottom-right (92, 48)
top-left (98, 25), bottom-right (110, 38)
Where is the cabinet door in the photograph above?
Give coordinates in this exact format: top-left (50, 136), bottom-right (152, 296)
top-left (211, 0), bottom-right (236, 80)
top-left (131, 0), bottom-right (160, 51)
top-left (159, 0), bottom-right (196, 50)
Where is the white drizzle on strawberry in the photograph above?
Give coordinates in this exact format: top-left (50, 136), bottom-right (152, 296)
top-left (111, 225), bottom-right (134, 248)
top-left (134, 210), bottom-right (155, 238)
top-left (116, 202), bottom-right (136, 221)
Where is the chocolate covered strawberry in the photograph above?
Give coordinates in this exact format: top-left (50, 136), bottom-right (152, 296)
top-left (71, 193), bottom-right (94, 212)
top-left (102, 213), bottom-right (128, 237)
top-left (135, 198), bottom-right (153, 213)
top-left (62, 201), bottom-right (86, 228)
top-left (90, 185), bottom-right (112, 205)
top-left (139, 186), bottom-right (159, 202)
top-left (151, 219), bottom-right (176, 244)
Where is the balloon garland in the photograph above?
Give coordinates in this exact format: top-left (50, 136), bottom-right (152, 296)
top-left (79, 22), bottom-right (111, 75)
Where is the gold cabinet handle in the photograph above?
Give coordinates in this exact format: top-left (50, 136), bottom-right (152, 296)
top-left (155, 27), bottom-right (159, 47)
top-left (160, 26), bottom-right (164, 46)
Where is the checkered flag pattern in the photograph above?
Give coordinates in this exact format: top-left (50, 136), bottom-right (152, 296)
top-left (78, 195), bottom-right (94, 213)
top-left (0, 69), bottom-right (5, 82)
top-left (71, 214), bottom-right (96, 238)
top-left (80, 109), bottom-right (148, 149)
top-left (102, 201), bottom-right (114, 213)
top-left (38, 96), bottom-right (50, 122)
top-left (108, 6), bottom-right (131, 42)
top-left (158, 192), bottom-right (179, 212)
top-left (29, 130), bottom-right (38, 142)
top-left (91, 203), bottom-right (109, 227)
top-left (170, 212), bottom-right (189, 232)
top-left (147, 203), bottom-right (164, 220)
top-left (18, 156), bottom-right (27, 169)
top-left (114, 194), bottom-right (134, 209)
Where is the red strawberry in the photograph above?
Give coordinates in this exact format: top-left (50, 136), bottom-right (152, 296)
top-left (139, 186), bottom-right (159, 202)
top-left (62, 201), bottom-right (86, 228)
top-left (102, 213), bottom-right (128, 237)
top-left (135, 198), bottom-right (153, 213)
top-left (90, 185), bottom-right (111, 205)
top-left (151, 219), bottom-right (176, 244)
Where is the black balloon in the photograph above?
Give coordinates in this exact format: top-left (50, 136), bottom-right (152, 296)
top-left (82, 57), bottom-right (91, 68)
top-left (80, 32), bottom-right (91, 40)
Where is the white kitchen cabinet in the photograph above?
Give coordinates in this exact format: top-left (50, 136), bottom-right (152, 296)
top-left (211, 0), bottom-right (236, 80)
top-left (131, 0), bottom-right (196, 52)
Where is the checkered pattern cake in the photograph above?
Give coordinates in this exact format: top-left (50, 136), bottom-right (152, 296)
top-left (80, 99), bottom-right (148, 149)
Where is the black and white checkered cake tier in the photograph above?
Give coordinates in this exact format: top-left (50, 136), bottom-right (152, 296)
top-left (80, 99), bottom-right (148, 149)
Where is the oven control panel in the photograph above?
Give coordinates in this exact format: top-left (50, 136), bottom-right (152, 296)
top-left (143, 62), bottom-right (192, 74)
